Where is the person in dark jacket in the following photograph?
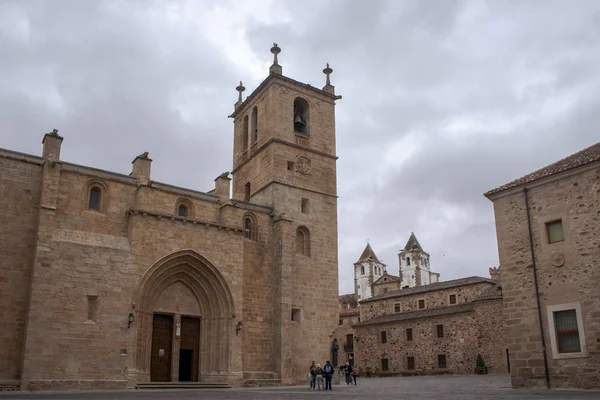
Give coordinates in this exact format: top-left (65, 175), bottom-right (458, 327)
top-left (344, 362), bottom-right (353, 384)
top-left (323, 360), bottom-right (334, 390)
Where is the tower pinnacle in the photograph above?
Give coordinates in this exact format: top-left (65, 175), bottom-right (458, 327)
top-left (235, 81), bottom-right (245, 109)
top-left (269, 43), bottom-right (282, 75)
top-left (322, 63), bottom-right (335, 94)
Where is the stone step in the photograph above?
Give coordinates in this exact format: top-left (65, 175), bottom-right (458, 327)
top-left (136, 382), bottom-right (231, 389)
top-left (242, 379), bottom-right (282, 387)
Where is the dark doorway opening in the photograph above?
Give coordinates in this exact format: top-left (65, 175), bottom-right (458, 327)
top-left (179, 349), bottom-right (193, 381)
top-left (180, 317), bottom-right (200, 382)
top-left (150, 314), bottom-right (173, 382)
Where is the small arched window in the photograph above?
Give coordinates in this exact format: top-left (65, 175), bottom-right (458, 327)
top-left (88, 187), bottom-right (101, 210)
top-left (178, 204), bottom-right (188, 217)
top-left (244, 217), bottom-right (252, 239)
top-left (361, 266), bottom-right (365, 275)
top-left (242, 115), bottom-right (249, 152)
top-left (293, 97), bottom-right (309, 135)
top-left (251, 106), bottom-right (258, 144)
top-left (406, 257), bottom-right (411, 266)
top-left (295, 226), bottom-right (311, 257)
top-left (243, 213), bottom-right (257, 241)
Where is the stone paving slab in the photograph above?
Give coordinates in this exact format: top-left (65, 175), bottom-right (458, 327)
top-left (1, 375), bottom-right (599, 400)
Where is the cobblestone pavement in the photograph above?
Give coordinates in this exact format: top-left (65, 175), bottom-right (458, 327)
top-left (1, 375), bottom-right (599, 400)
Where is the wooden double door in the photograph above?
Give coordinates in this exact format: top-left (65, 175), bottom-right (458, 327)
top-left (150, 314), bottom-right (200, 382)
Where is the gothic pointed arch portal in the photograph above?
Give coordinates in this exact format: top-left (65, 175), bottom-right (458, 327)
top-left (131, 250), bottom-right (235, 383)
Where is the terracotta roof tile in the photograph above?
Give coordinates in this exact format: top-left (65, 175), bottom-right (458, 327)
top-left (485, 141), bottom-right (600, 197)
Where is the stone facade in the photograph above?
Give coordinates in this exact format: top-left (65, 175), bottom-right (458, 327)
top-left (0, 47), bottom-right (342, 391)
top-left (485, 142), bottom-right (600, 389)
top-left (334, 239), bottom-right (506, 378)
top-left (399, 233), bottom-right (439, 288)
top-left (353, 278), bottom-right (506, 377)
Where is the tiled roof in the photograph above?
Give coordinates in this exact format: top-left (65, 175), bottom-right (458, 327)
top-left (473, 284), bottom-right (503, 302)
top-left (360, 276), bottom-right (495, 303)
top-left (373, 273), bottom-right (400, 285)
top-left (353, 303), bottom-right (474, 327)
top-left (485, 141), bottom-right (600, 197)
top-left (402, 232), bottom-right (424, 252)
top-left (356, 243), bottom-right (381, 263)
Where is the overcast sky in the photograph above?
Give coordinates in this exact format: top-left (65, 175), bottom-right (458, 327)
top-left (1, 0), bottom-right (599, 295)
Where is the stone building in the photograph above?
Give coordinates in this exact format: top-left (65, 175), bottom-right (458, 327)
top-left (334, 237), bottom-right (506, 376)
top-left (353, 274), bottom-right (506, 376)
top-left (0, 45), bottom-right (341, 391)
top-left (484, 141), bottom-right (600, 389)
top-left (354, 243), bottom-right (389, 301)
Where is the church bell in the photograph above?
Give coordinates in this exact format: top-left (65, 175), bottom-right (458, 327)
top-left (294, 115), bottom-right (306, 131)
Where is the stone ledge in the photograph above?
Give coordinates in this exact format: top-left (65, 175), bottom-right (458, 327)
top-left (0, 381), bottom-right (20, 392)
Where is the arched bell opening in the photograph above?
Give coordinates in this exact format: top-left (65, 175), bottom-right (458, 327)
top-left (293, 97), bottom-right (309, 135)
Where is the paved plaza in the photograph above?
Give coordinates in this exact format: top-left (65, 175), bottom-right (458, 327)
top-left (1, 375), bottom-right (599, 400)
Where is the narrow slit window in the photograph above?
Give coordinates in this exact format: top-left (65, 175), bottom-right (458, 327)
top-left (244, 182), bottom-right (251, 201)
top-left (87, 295), bottom-right (98, 322)
top-left (406, 328), bottom-right (413, 341)
top-left (301, 198), bottom-right (309, 213)
top-left (380, 331), bottom-right (387, 344)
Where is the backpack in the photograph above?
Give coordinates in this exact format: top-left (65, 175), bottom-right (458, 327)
top-left (324, 364), bottom-right (333, 374)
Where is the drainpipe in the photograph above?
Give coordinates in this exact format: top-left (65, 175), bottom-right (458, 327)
top-left (523, 187), bottom-right (551, 389)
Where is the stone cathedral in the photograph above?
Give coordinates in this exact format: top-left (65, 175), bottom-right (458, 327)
top-left (0, 45), bottom-right (342, 391)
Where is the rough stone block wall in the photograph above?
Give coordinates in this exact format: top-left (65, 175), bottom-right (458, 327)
top-left (491, 165), bottom-right (600, 389)
top-left (354, 304), bottom-right (506, 376)
top-left (0, 154), bottom-right (42, 381)
top-left (361, 282), bottom-right (494, 321)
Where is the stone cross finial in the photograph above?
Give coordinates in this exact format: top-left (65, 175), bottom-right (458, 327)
top-left (270, 43), bottom-right (281, 65)
top-left (235, 81), bottom-right (246, 103)
top-left (323, 63), bottom-right (333, 86)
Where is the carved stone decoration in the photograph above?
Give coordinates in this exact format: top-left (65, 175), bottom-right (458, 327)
top-left (281, 87), bottom-right (290, 94)
top-left (296, 156), bottom-right (311, 174)
top-left (551, 251), bottom-right (565, 267)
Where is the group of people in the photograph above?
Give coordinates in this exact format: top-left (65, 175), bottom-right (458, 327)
top-left (309, 361), bottom-right (358, 391)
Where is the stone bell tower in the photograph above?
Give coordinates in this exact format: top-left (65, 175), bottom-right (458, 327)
top-left (229, 44), bottom-right (342, 382)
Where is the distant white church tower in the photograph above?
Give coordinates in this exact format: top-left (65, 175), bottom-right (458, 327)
top-left (398, 233), bottom-right (439, 288)
top-left (354, 243), bottom-right (386, 300)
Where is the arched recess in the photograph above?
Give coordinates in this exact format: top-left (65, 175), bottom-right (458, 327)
top-left (132, 250), bottom-right (235, 381)
top-left (250, 106), bottom-right (258, 144)
top-left (293, 97), bottom-right (309, 135)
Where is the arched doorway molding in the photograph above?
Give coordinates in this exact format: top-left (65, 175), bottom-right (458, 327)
top-left (131, 250), bottom-right (235, 382)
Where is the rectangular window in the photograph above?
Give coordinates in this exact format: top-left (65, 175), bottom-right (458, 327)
top-left (554, 310), bottom-right (581, 353)
top-left (301, 198), bottom-right (309, 213)
top-left (449, 294), bottom-right (457, 305)
top-left (346, 334), bottom-right (353, 346)
top-left (383, 288), bottom-right (388, 293)
top-left (381, 358), bottom-right (389, 371)
top-left (291, 308), bottom-right (301, 322)
top-left (87, 295), bottom-right (98, 322)
top-left (287, 161), bottom-right (295, 171)
top-left (438, 354), bottom-right (447, 369)
top-left (394, 302), bottom-right (401, 313)
top-left (418, 299), bottom-right (425, 309)
top-left (381, 331), bottom-right (387, 344)
top-left (406, 328), bottom-right (413, 341)
top-left (437, 324), bottom-right (444, 338)
top-left (407, 356), bottom-right (415, 370)
top-left (546, 219), bottom-right (564, 244)
top-left (338, 319), bottom-right (343, 326)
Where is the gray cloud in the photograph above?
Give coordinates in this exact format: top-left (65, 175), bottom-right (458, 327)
top-left (1, 0), bottom-right (599, 295)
